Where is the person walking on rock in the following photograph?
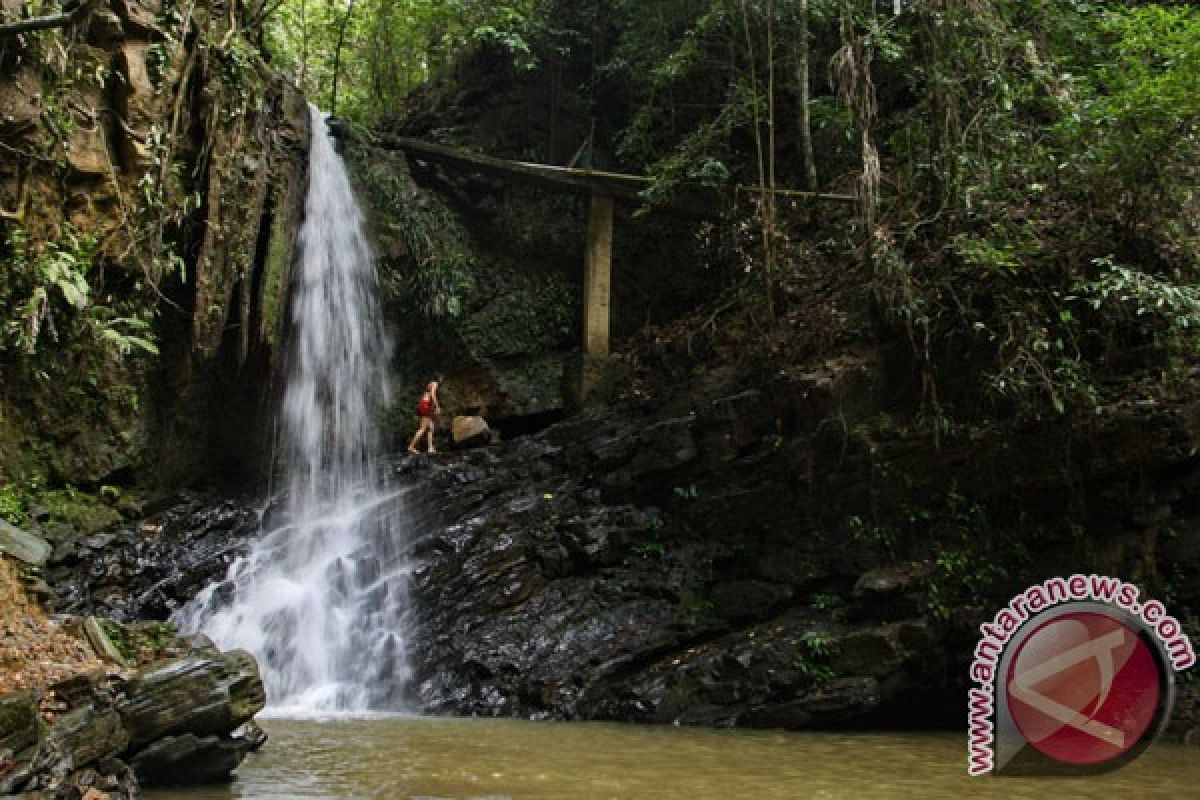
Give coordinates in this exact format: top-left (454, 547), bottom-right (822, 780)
top-left (407, 380), bottom-right (441, 454)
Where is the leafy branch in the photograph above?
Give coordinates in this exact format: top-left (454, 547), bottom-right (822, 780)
top-left (0, 0), bottom-right (97, 38)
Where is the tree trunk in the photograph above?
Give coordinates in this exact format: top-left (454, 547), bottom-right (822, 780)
top-left (795, 0), bottom-right (818, 191)
top-left (739, 0), bottom-right (776, 322)
top-left (299, 0), bottom-right (308, 89)
top-left (330, 0), bottom-right (358, 116)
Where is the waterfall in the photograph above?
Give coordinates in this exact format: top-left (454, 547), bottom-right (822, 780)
top-left (176, 105), bottom-right (409, 712)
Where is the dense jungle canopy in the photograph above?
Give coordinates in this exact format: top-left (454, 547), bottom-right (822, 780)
top-left (2, 0), bottom-right (1197, 451)
top-left (290, 0), bottom-right (1200, 418)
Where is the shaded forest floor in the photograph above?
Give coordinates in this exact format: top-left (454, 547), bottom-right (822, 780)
top-left (0, 557), bottom-right (101, 695)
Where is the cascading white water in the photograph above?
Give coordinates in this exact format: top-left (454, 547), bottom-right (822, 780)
top-left (176, 105), bottom-right (409, 712)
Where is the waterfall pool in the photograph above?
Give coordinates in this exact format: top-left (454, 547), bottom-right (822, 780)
top-left (143, 717), bottom-right (1198, 799)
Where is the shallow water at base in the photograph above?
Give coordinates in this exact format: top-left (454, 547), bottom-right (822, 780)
top-left (145, 717), bottom-right (1199, 800)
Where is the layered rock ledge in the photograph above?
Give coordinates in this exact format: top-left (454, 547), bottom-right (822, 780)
top-left (1, 644), bottom-right (265, 799)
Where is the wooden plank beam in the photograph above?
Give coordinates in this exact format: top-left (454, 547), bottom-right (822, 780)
top-left (376, 135), bottom-right (856, 213)
top-left (381, 135), bottom-right (651, 201)
top-left (583, 193), bottom-right (614, 356)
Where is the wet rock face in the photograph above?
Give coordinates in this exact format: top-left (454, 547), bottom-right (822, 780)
top-left (46, 495), bottom-right (261, 622)
top-left (402, 368), bottom-right (934, 727)
top-left (36, 359), bottom-right (1200, 736)
top-left (402, 362), bottom-right (1200, 734)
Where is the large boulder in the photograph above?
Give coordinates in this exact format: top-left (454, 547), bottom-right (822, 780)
top-left (117, 650), bottom-right (265, 749)
top-left (451, 415), bottom-right (493, 448)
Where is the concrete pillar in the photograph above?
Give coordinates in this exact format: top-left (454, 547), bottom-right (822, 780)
top-left (583, 193), bottom-right (614, 356)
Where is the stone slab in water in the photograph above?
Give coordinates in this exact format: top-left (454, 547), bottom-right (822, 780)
top-left (128, 733), bottom-right (246, 786)
top-left (0, 520), bottom-right (52, 566)
top-left (116, 651), bottom-right (265, 749)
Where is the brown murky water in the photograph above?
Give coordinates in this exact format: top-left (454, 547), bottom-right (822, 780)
top-left (145, 716), bottom-right (1200, 800)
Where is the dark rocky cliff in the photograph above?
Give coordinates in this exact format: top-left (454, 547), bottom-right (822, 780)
top-left (43, 349), bottom-right (1200, 738)
top-left (398, 344), bottom-right (1200, 738)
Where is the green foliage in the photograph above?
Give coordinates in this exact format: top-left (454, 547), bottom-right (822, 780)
top-left (917, 488), bottom-right (1012, 622)
top-left (461, 277), bottom-right (573, 356)
top-left (1081, 258), bottom-right (1200, 333)
top-left (1, 226), bottom-right (158, 362)
top-left (146, 41), bottom-right (171, 91)
top-left (2, 225), bottom-right (92, 353)
top-left (0, 478), bottom-right (123, 534)
top-left (673, 484), bottom-right (701, 501)
top-left (99, 619), bottom-right (180, 665)
top-left (800, 630), bottom-right (834, 657)
top-left (809, 592), bottom-right (845, 612)
top-left (1080, 6), bottom-right (1200, 207)
top-left (345, 141), bottom-right (478, 319)
top-left (213, 35), bottom-right (258, 86)
top-left (609, 0), bottom-right (852, 202)
top-left (630, 539), bottom-right (666, 561)
top-left (260, 0), bottom-right (542, 121)
top-left (38, 487), bottom-right (123, 535)
top-left (795, 630), bottom-right (837, 685)
top-left (873, 1), bottom-right (1200, 418)
top-left (394, 197), bottom-right (476, 320)
top-left (847, 513), bottom-right (897, 556)
top-left (0, 483), bottom-right (26, 526)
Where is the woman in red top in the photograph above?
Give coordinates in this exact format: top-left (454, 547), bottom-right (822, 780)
top-left (407, 380), bottom-right (441, 454)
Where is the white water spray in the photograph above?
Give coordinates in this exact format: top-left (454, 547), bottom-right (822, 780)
top-left (177, 106), bottom-right (409, 712)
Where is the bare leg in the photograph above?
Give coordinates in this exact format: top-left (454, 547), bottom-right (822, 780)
top-left (426, 422), bottom-right (436, 453)
top-left (408, 418), bottom-right (428, 453)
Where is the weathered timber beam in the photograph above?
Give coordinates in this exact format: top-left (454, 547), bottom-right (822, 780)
top-left (377, 135), bottom-right (856, 214)
top-left (381, 134), bottom-right (654, 202)
top-left (733, 184), bottom-right (856, 203)
top-left (0, 0), bottom-right (97, 37)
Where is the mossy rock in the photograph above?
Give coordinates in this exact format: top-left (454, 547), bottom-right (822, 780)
top-left (42, 704), bottom-right (129, 769)
top-left (0, 690), bottom-right (42, 754)
top-left (95, 618), bottom-right (186, 667)
top-left (492, 355), bottom-right (568, 416)
top-left (37, 489), bottom-right (123, 536)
